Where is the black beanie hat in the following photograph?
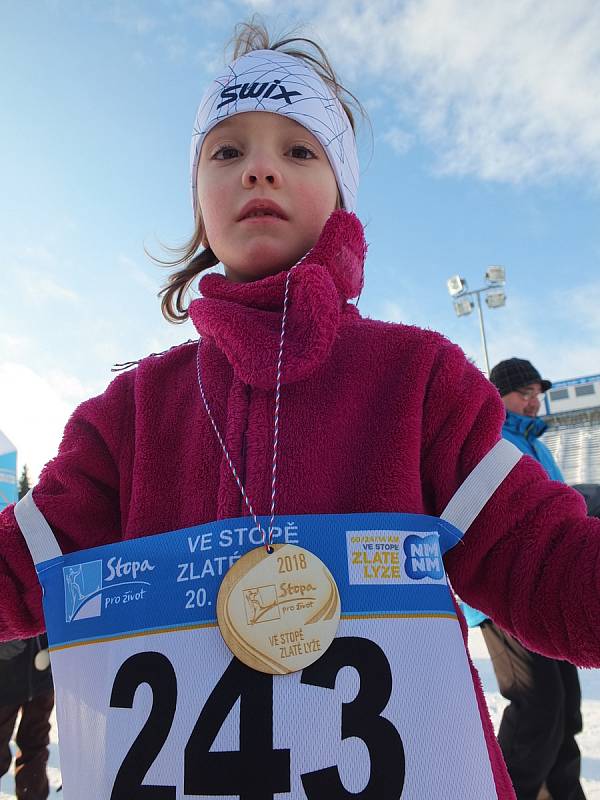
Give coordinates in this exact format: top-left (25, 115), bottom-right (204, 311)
top-left (489, 358), bottom-right (552, 397)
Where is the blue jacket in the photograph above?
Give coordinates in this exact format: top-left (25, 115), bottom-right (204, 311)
top-left (500, 411), bottom-right (564, 482)
top-left (462, 410), bottom-right (564, 627)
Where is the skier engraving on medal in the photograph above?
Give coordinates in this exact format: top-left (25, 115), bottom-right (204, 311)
top-left (243, 585), bottom-right (281, 625)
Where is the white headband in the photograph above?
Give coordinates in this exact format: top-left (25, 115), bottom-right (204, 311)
top-left (190, 49), bottom-right (359, 217)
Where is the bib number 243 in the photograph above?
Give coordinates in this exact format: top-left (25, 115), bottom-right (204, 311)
top-left (109, 636), bottom-right (405, 799)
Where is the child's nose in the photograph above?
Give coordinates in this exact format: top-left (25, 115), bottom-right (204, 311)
top-left (242, 155), bottom-right (282, 188)
top-left (245, 173), bottom-right (275, 185)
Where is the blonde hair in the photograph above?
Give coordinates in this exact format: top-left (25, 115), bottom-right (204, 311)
top-left (156, 18), bottom-right (364, 323)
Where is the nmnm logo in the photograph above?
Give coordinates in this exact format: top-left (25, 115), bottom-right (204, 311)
top-left (63, 561), bottom-right (103, 623)
top-left (403, 534), bottom-right (444, 581)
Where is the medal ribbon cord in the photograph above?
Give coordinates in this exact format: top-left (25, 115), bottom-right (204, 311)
top-left (196, 265), bottom-right (296, 552)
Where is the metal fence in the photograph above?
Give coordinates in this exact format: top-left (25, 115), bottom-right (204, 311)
top-left (542, 409), bottom-right (600, 485)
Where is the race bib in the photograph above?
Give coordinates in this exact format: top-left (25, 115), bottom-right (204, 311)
top-left (39, 513), bottom-right (497, 799)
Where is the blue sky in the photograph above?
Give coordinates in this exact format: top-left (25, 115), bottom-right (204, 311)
top-left (1, 0), bottom-right (600, 479)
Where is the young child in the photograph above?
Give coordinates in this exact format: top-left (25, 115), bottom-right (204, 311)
top-left (1, 21), bottom-right (599, 800)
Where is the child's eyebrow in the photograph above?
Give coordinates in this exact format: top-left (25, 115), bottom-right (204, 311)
top-left (203, 122), bottom-right (245, 150)
top-left (207, 118), bottom-right (242, 136)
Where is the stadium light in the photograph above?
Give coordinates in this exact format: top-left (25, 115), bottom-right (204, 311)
top-left (453, 298), bottom-right (474, 317)
top-left (446, 267), bottom-right (508, 376)
top-left (447, 275), bottom-right (468, 297)
top-left (485, 266), bottom-right (505, 286)
top-left (485, 291), bottom-right (506, 309)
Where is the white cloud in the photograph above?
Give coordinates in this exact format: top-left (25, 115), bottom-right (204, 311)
top-left (556, 281), bottom-right (600, 336)
top-left (364, 96), bottom-right (385, 112)
top-left (4, 245), bottom-right (79, 305)
top-left (108, 2), bottom-right (159, 34)
top-left (158, 33), bottom-right (188, 61)
top-left (32, 275), bottom-right (79, 303)
top-left (177, 0), bottom-right (233, 22)
top-left (0, 333), bottom-right (31, 360)
top-left (380, 300), bottom-right (407, 324)
top-left (118, 254), bottom-right (159, 295)
top-left (0, 363), bottom-right (93, 483)
top-left (382, 126), bottom-right (414, 155)
top-left (307, 0), bottom-right (600, 184)
top-left (242, 0), bottom-right (278, 10)
top-left (143, 322), bottom-right (198, 360)
top-left (19, 245), bottom-right (57, 268)
top-left (379, 299), bottom-right (426, 327)
top-left (105, 0), bottom-right (230, 66)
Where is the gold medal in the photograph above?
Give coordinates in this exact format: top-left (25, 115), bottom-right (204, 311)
top-left (217, 543), bottom-right (341, 674)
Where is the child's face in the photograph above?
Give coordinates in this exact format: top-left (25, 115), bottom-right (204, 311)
top-left (197, 112), bottom-right (339, 282)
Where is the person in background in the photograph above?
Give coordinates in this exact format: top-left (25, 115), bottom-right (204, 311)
top-left (463, 357), bottom-right (585, 800)
top-left (0, 633), bottom-right (54, 798)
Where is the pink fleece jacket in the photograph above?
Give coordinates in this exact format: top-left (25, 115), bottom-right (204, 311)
top-left (1, 211), bottom-right (599, 798)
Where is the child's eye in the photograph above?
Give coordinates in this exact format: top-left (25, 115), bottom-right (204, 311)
top-left (212, 145), bottom-right (241, 160)
top-left (288, 145), bottom-right (316, 160)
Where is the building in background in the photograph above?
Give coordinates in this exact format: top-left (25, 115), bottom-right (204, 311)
top-left (0, 429), bottom-right (18, 510)
top-left (542, 374), bottom-right (600, 485)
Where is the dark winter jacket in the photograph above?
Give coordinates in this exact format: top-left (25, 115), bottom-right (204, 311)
top-left (574, 484), bottom-right (600, 518)
top-left (0, 635), bottom-right (53, 706)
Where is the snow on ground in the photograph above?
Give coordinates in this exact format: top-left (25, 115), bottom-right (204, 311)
top-left (1, 629), bottom-right (598, 798)
top-left (469, 627), bottom-right (600, 799)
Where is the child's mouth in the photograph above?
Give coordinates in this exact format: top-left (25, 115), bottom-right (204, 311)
top-left (238, 201), bottom-right (288, 221)
top-left (246, 210), bottom-right (280, 218)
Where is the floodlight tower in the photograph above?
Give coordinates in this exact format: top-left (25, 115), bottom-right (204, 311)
top-left (446, 267), bottom-right (506, 376)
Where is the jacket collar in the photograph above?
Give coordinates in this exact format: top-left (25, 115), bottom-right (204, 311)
top-left (189, 211), bottom-right (366, 388)
top-left (504, 409), bottom-right (547, 439)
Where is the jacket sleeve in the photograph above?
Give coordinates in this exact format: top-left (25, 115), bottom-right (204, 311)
top-left (0, 371), bottom-right (134, 640)
top-left (421, 339), bottom-right (600, 667)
